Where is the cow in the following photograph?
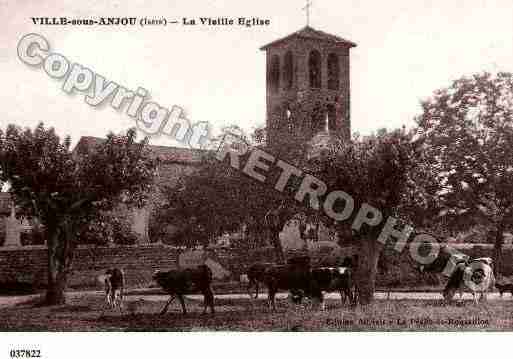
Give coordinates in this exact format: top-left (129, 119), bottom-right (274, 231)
top-left (153, 265), bottom-right (215, 315)
top-left (418, 245), bottom-right (495, 304)
top-left (104, 268), bottom-right (125, 310)
top-left (419, 247), bottom-right (463, 274)
top-left (311, 266), bottom-right (355, 308)
top-left (442, 257), bottom-right (495, 304)
top-left (263, 259), bottom-right (322, 311)
top-left (245, 262), bottom-right (274, 299)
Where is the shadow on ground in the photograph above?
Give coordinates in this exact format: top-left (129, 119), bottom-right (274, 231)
top-left (1, 292), bottom-right (512, 331)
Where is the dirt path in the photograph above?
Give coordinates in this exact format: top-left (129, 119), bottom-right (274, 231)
top-left (1, 290), bottom-right (508, 308)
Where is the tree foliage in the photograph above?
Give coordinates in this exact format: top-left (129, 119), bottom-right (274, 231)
top-left (161, 124), bottom-right (418, 304)
top-left (415, 72), bottom-right (513, 273)
top-left (77, 211), bottom-right (138, 246)
top-left (315, 128), bottom-right (417, 222)
top-left (157, 125), bottom-right (311, 260)
top-left (312, 129), bottom-right (418, 303)
top-left (0, 123), bottom-right (157, 304)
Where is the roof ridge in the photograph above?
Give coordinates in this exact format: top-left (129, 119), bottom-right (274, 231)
top-left (74, 135), bottom-right (207, 164)
top-left (260, 26), bottom-right (356, 50)
top-left (75, 135), bottom-right (206, 152)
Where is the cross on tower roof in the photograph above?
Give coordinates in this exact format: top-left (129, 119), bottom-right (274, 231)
top-left (302, 0), bottom-right (312, 26)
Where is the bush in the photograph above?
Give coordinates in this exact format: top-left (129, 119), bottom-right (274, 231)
top-left (78, 213), bottom-right (138, 246)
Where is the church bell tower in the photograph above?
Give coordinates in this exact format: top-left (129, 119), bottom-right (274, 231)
top-left (260, 25), bottom-right (356, 149)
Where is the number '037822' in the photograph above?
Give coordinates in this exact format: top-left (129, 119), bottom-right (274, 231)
top-left (9, 349), bottom-right (41, 358)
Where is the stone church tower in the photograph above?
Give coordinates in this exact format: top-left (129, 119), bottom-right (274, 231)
top-left (260, 26), bottom-right (356, 150)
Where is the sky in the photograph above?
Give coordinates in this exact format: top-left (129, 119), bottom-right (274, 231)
top-left (1, 0), bottom-right (513, 148)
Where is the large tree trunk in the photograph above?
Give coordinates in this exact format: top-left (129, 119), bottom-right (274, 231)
top-left (45, 220), bottom-right (76, 305)
top-left (492, 219), bottom-right (505, 277)
top-left (265, 205), bottom-right (289, 264)
top-left (247, 217), bottom-right (267, 249)
top-left (298, 220), bottom-right (307, 249)
top-left (355, 238), bottom-right (383, 305)
top-left (269, 228), bottom-right (285, 264)
top-left (46, 254), bottom-right (68, 305)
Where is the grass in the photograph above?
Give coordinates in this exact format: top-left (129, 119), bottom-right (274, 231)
top-left (1, 292), bottom-right (513, 331)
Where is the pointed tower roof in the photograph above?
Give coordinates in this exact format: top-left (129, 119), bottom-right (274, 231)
top-left (260, 26), bottom-right (357, 51)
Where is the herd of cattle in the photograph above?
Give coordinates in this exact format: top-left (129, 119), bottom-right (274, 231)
top-left (242, 256), bottom-right (358, 311)
top-left (102, 255), bottom-right (359, 314)
top-left (101, 252), bottom-right (504, 315)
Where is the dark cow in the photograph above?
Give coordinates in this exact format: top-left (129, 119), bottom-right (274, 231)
top-left (419, 245), bottom-right (470, 274)
top-left (311, 266), bottom-right (355, 308)
top-left (153, 265), bottom-right (215, 315)
top-left (263, 256), bottom-right (323, 310)
top-left (245, 262), bottom-right (274, 299)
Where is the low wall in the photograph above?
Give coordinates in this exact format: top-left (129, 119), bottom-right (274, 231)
top-left (1, 243), bottom-right (512, 291)
top-left (0, 245), bottom-right (178, 289)
top-left (0, 245), bottom-right (277, 290)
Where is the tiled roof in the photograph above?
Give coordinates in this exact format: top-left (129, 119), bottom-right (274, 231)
top-left (74, 136), bottom-right (206, 164)
top-left (260, 26), bottom-right (357, 50)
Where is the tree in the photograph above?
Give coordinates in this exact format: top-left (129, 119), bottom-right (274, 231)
top-left (160, 150), bottom-right (298, 261)
top-left (0, 124), bottom-right (157, 304)
top-left (160, 123), bottom-right (417, 305)
top-left (416, 72), bottom-right (513, 275)
top-left (77, 211), bottom-right (138, 246)
top-left (157, 125), bottom-right (311, 262)
top-left (313, 129), bottom-right (418, 304)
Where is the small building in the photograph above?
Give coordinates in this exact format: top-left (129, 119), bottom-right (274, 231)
top-left (0, 25), bottom-right (357, 248)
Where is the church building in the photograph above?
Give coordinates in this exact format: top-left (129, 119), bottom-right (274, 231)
top-left (0, 24), bottom-right (356, 248)
top-left (261, 25), bottom-right (356, 247)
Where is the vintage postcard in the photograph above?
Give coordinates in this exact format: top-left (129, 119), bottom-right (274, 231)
top-left (1, 0), bottom-right (513, 350)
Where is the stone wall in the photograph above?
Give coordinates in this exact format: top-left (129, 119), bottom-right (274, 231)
top-left (0, 245), bottom-right (276, 290)
top-left (0, 245), bottom-right (178, 289)
top-left (1, 243), bottom-right (513, 291)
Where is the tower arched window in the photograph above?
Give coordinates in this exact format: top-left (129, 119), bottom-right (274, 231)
top-left (309, 50), bottom-right (322, 89)
top-left (283, 51), bottom-right (294, 90)
top-left (269, 55), bottom-right (280, 93)
top-left (327, 53), bottom-right (340, 90)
